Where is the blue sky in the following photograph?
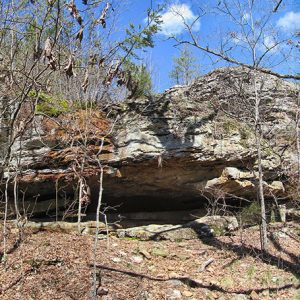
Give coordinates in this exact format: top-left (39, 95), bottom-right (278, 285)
top-left (112, 0), bottom-right (300, 91)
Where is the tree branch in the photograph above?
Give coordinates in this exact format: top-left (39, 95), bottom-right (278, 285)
top-left (176, 40), bottom-right (300, 80)
top-left (273, 0), bottom-right (283, 12)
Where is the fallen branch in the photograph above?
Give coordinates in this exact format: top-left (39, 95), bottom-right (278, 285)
top-left (90, 263), bottom-right (300, 293)
top-left (198, 258), bottom-right (214, 272)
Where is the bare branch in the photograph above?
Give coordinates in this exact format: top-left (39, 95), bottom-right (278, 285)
top-left (273, 0), bottom-right (283, 12)
top-left (176, 39), bottom-right (300, 80)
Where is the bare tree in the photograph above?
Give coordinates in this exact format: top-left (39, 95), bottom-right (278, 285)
top-left (169, 0), bottom-right (299, 251)
top-left (0, 0), bottom-right (162, 277)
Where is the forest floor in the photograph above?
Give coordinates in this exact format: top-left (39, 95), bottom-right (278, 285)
top-left (0, 222), bottom-right (299, 300)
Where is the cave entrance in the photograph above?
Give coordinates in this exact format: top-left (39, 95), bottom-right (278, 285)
top-left (86, 193), bottom-right (209, 226)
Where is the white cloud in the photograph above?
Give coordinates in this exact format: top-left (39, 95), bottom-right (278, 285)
top-left (277, 11), bottom-right (300, 31)
top-left (258, 35), bottom-right (279, 53)
top-left (231, 32), bottom-right (280, 54)
top-left (264, 36), bottom-right (276, 49)
top-left (159, 3), bottom-right (200, 36)
top-left (242, 13), bottom-right (250, 22)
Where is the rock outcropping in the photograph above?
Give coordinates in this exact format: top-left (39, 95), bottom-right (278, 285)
top-left (1, 67), bottom-right (298, 216)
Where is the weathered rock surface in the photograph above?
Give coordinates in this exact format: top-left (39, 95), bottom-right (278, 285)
top-left (117, 216), bottom-right (239, 240)
top-left (117, 224), bottom-right (199, 241)
top-left (0, 67), bottom-right (298, 215)
top-left (5, 220), bottom-right (116, 235)
top-left (4, 215), bottom-right (238, 240)
top-left (286, 209), bottom-right (300, 222)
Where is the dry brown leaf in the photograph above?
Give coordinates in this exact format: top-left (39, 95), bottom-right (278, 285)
top-left (76, 27), bottom-right (84, 42)
top-left (0, 223), bottom-right (299, 300)
top-left (103, 63), bottom-right (120, 85)
top-left (44, 37), bottom-right (52, 58)
top-left (43, 37), bottom-right (57, 70)
top-left (125, 71), bottom-right (138, 98)
top-left (64, 54), bottom-right (75, 78)
top-left (67, 1), bottom-right (83, 26)
top-left (33, 45), bottom-right (43, 61)
top-left (47, 0), bottom-right (55, 6)
top-left (99, 2), bottom-right (110, 28)
top-left (99, 57), bottom-right (105, 67)
top-left (116, 70), bottom-right (126, 86)
top-left (82, 71), bottom-right (89, 92)
top-left (88, 54), bottom-right (97, 66)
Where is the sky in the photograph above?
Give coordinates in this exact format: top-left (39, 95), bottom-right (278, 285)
top-left (113, 0), bottom-right (300, 92)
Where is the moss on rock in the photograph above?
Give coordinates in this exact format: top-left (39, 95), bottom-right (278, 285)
top-left (30, 91), bottom-right (70, 117)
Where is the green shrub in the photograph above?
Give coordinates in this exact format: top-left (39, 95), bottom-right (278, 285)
top-left (73, 100), bottom-right (97, 110)
top-left (122, 60), bottom-right (152, 99)
top-left (239, 202), bottom-right (261, 226)
top-left (210, 224), bottom-right (226, 236)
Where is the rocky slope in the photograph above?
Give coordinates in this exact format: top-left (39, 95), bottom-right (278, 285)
top-left (0, 67), bottom-right (299, 217)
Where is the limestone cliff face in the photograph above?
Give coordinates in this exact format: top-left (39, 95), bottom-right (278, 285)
top-left (1, 67), bottom-right (299, 214)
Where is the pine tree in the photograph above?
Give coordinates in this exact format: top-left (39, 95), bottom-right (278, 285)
top-left (120, 60), bottom-right (152, 99)
top-left (169, 45), bottom-right (200, 85)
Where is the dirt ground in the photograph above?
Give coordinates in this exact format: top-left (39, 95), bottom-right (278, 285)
top-left (0, 222), bottom-right (299, 300)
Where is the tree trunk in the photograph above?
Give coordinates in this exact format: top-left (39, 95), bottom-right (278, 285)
top-left (256, 127), bottom-right (268, 251)
top-left (2, 175), bottom-right (10, 263)
top-left (92, 165), bottom-right (104, 299)
top-left (296, 96), bottom-right (300, 183)
top-left (253, 70), bottom-right (268, 251)
top-left (77, 178), bottom-right (83, 234)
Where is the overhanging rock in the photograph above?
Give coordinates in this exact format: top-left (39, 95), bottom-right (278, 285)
top-left (1, 67), bottom-right (298, 215)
